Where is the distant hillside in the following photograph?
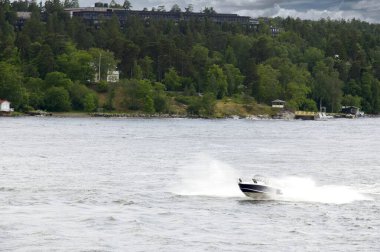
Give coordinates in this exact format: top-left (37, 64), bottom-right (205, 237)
top-left (1, 1), bottom-right (380, 115)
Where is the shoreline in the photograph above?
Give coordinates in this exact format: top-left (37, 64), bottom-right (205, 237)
top-left (3, 111), bottom-right (378, 120)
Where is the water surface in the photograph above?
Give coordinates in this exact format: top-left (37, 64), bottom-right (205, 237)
top-left (0, 117), bottom-right (379, 251)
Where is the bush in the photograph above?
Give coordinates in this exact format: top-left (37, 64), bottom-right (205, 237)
top-left (44, 87), bottom-right (71, 111)
top-left (70, 83), bottom-right (91, 110)
top-left (200, 92), bottom-right (216, 116)
top-left (83, 93), bottom-right (98, 112)
top-left (175, 95), bottom-right (193, 105)
top-left (95, 80), bottom-right (108, 93)
top-left (144, 95), bottom-right (155, 113)
top-left (186, 93), bottom-right (216, 116)
top-left (154, 94), bottom-right (168, 113)
top-left (186, 98), bottom-right (202, 115)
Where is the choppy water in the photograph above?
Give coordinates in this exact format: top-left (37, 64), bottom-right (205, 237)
top-left (0, 117), bottom-right (379, 251)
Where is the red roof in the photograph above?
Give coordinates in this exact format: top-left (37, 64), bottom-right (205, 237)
top-left (0, 99), bottom-right (9, 104)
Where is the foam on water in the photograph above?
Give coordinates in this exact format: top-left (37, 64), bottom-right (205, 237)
top-left (270, 177), bottom-right (373, 204)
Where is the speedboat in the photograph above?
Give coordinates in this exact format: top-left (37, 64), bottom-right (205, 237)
top-left (238, 175), bottom-right (282, 200)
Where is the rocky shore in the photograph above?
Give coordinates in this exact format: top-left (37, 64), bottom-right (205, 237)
top-left (3, 110), bottom-right (375, 120)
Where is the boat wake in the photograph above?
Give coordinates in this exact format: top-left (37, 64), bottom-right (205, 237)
top-left (171, 156), bottom-right (373, 204)
top-left (269, 177), bottom-right (373, 204)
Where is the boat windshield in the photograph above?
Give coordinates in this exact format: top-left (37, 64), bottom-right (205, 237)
top-left (253, 175), bottom-right (269, 184)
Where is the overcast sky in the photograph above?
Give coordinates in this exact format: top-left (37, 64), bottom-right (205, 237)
top-left (79, 0), bottom-right (380, 23)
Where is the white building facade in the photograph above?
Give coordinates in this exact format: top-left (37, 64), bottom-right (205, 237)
top-left (107, 70), bottom-right (120, 83)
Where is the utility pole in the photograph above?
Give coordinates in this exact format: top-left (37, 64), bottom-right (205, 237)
top-left (98, 52), bottom-right (102, 82)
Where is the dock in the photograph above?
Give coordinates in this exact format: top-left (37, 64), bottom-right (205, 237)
top-left (294, 111), bottom-right (317, 120)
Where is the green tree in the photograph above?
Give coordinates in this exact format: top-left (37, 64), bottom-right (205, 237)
top-left (153, 82), bottom-right (168, 113)
top-left (69, 83), bottom-right (92, 110)
top-left (225, 46), bottom-right (237, 66)
top-left (286, 82), bottom-right (313, 110)
top-left (44, 71), bottom-right (73, 90)
top-left (230, 34), bottom-right (254, 69)
top-left (187, 93), bottom-right (216, 117)
top-left (21, 10), bottom-right (44, 42)
top-left (44, 86), bottom-right (71, 111)
top-left (83, 93), bottom-right (98, 112)
top-left (303, 47), bottom-right (325, 71)
top-left (360, 72), bottom-right (380, 113)
top-left (372, 48), bottom-right (380, 80)
top-left (0, 61), bottom-right (26, 109)
top-left (143, 95), bottom-right (155, 113)
top-left (118, 79), bottom-right (154, 110)
top-left (123, 0), bottom-right (132, 10)
top-left (266, 57), bottom-right (312, 109)
top-left (203, 7), bottom-right (217, 15)
top-left (185, 4), bottom-right (193, 12)
top-left (256, 64), bottom-right (281, 104)
top-left (170, 4), bottom-right (181, 12)
top-left (0, 6), bottom-right (16, 56)
top-left (35, 44), bottom-right (55, 77)
top-left (223, 64), bottom-right (244, 95)
top-left (88, 48), bottom-right (118, 81)
top-left (312, 60), bottom-right (343, 112)
top-left (200, 92), bottom-right (216, 116)
top-left (191, 44), bottom-right (209, 92)
top-left (119, 40), bottom-right (140, 78)
top-left (163, 67), bottom-right (181, 91)
top-left (344, 79), bottom-right (361, 96)
top-left (139, 56), bottom-right (155, 80)
top-left (342, 95), bottom-right (361, 107)
top-left (25, 77), bottom-right (45, 109)
top-left (251, 36), bottom-right (274, 64)
top-left (109, 0), bottom-right (122, 8)
top-left (57, 45), bottom-right (94, 83)
top-left (131, 60), bottom-right (143, 80)
top-left (206, 64), bottom-right (227, 99)
top-left (64, 0), bottom-right (79, 8)
top-left (191, 45), bottom-right (209, 66)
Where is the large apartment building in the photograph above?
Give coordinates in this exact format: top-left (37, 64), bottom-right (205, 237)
top-left (64, 6), bottom-right (260, 26)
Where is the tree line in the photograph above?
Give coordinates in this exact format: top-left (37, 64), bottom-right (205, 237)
top-left (1, 0), bottom-right (380, 115)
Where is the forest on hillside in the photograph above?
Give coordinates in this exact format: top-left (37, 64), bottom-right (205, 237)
top-left (1, 0), bottom-right (380, 115)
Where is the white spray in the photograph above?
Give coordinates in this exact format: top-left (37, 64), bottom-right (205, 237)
top-left (172, 155), bottom-right (243, 197)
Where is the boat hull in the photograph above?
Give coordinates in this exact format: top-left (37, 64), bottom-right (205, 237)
top-left (238, 183), bottom-right (282, 200)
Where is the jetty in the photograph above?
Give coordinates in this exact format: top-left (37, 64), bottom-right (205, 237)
top-left (294, 111), bottom-right (317, 120)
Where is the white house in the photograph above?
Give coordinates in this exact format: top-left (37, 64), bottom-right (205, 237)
top-left (0, 100), bottom-right (13, 112)
top-left (107, 70), bottom-right (120, 83)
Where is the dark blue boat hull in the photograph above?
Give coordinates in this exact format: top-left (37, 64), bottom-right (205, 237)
top-left (238, 183), bottom-right (282, 199)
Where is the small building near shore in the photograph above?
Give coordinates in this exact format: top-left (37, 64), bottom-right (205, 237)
top-left (0, 100), bottom-right (13, 112)
top-left (272, 99), bottom-right (285, 108)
